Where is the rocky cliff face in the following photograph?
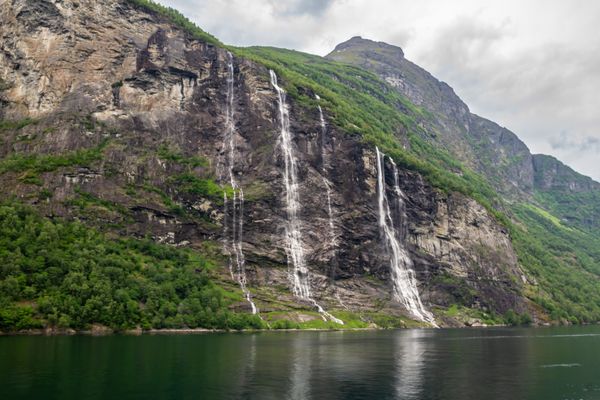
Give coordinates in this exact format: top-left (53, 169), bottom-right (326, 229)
top-left (533, 154), bottom-right (600, 193)
top-left (0, 0), bottom-right (532, 326)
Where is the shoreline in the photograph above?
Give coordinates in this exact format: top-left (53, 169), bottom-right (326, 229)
top-left (0, 323), bottom-right (569, 337)
top-left (0, 326), bottom-right (386, 337)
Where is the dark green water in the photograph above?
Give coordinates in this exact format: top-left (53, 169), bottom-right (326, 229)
top-left (2, 326), bottom-right (600, 399)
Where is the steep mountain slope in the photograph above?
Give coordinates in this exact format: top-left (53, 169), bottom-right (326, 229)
top-left (326, 36), bottom-right (600, 322)
top-left (532, 154), bottom-right (600, 233)
top-left (327, 37), bottom-right (535, 198)
top-left (0, 0), bottom-right (598, 331)
top-left (326, 37), bottom-right (600, 233)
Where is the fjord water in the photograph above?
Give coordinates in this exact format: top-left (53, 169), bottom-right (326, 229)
top-left (3, 326), bottom-right (600, 400)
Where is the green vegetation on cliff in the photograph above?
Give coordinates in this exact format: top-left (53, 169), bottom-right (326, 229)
top-left (0, 143), bottom-right (106, 176)
top-left (534, 189), bottom-right (600, 235)
top-left (0, 203), bottom-right (263, 332)
top-left (511, 204), bottom-right (600, 323)
top-left (0, 118), bottom-right (37, 132)
top-left (126, 0), bottom-right (221, 46)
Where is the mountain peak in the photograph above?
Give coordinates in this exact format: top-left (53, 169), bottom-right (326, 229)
top-left (330, 36), bottom-right (404, 58)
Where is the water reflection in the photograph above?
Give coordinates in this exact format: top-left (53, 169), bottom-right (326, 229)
top-left (394, 329), bottom-right (430, 399)
top-left (232, 334), bottom-right (257, 399)
top-left (288, 333), bottom-right (312, 400)
top-left (236, 331), bottom-right (405, 399)
top-left (3, 327), bottom-right (600, 400)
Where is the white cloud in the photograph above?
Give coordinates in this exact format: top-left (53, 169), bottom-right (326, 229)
top-left (158, 0), bottom-right (600, 181)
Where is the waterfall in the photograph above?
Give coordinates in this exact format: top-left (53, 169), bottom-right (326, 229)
top-left (317, 97), bottom-right (338, 251)
top-left (223, 192), bottom-right (234, 280)
top-left (376, 147), bottom-right (436, 325)
top-left (269, 69), bottom-right (310, 299)
top-left (324, 181), bottom-right (337, 247)
top-left (317, 96), bottom-right (346, 311)
top-left (270, 70), bottom-right (343, 325)
top-left (220, 52), bottom-right (257, 314)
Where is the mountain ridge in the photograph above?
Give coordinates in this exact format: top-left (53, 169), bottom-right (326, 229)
top-left (0, 0), bottom-right (599, 331)
top-left (326, 36), bottom-right (600, 198)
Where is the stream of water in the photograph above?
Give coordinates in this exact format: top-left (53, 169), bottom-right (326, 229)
top-left (317, 99), bottom-right (338, 252)
top-left (376, 147), bottom-right (435, 326)
top-left (270, 71), bottom-right (342, 325)
top-left (220, 52), bottom-right (256, 314)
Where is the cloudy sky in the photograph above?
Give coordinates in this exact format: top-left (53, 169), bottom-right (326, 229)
top-left (158, 0), bottom-right (600, 181)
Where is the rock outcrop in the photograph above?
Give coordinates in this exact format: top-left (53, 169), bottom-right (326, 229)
top-left (532, 154), bottom-right (600, 193)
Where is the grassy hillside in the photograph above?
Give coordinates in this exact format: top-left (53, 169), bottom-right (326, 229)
top-left (535, 190), bottom-right (600, 235)
top-left (511, 204), bottom-right (600, 322)
top-left (532, 154), bottom-right (600, 234)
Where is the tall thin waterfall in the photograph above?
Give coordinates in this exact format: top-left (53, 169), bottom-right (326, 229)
top-left (316, 96), bottom-right (338, 250)
top-left (270, 70), bottom-right (343, 325)
top-left (220, 52), bottom-right (257, 314)
top-left (318, 96), bottom-right (345, 311)
top-left (376, 147), bottom-right (435, 325)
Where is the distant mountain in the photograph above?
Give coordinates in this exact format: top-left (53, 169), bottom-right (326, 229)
top-left (533, 154), bottom-right (600, 192)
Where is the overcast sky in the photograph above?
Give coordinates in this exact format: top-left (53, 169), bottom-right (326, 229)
top-left (158, 0), bottom-right (600, 181)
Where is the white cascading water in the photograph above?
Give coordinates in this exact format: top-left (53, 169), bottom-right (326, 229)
top-left (324, 183), bottom-right (336, 246)
top-left (316, 96), bottom-right (338, 250)
top-left (318, 96), bottom-right (349, 312)
top-left (376, 147), bottom-right (436, 325)
top-left (395, 330), bottom-right (426, 399)
top-left (220, 52), bottom-right (257, 314)
top-left (270, 70), bottom-right (343, 325)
